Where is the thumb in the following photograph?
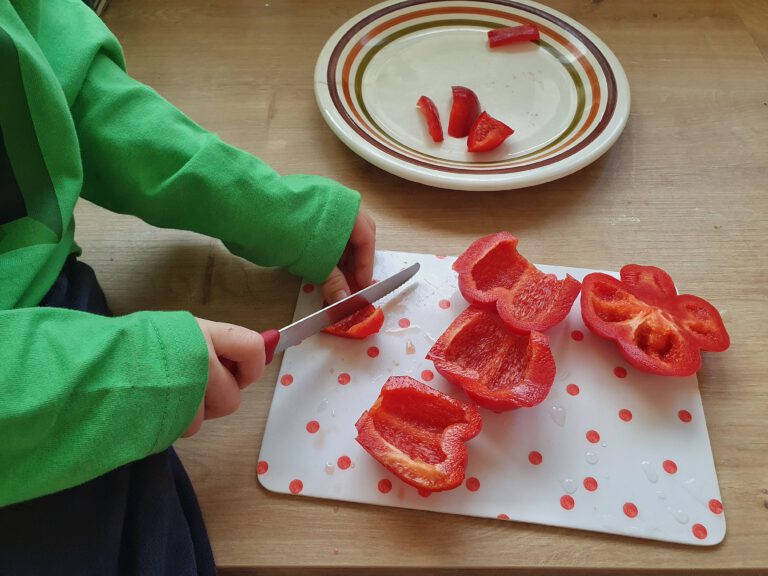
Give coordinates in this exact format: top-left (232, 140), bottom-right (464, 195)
top-left (320, 266), bottom-right (351, 304)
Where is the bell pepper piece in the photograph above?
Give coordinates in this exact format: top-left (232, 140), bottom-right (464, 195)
top-left (453, 232), bottom-right (581, 333)
top-left (355, 376), bottom-right (482, 492)
top-left (487, 24), bottom-right (540, 48)
top-left (467, 111), bottom-right (514, 152)
top-left (580, 265), bottom-right (730, 376)
top-left (448, 86), bottom-right (481, 138)
top-left (322, 304), bottom-right (384, 339)
top-left (427, 307), bottom-right (556, 410)
top-left (417, 95), bottom-right (444, 143)
top-left (322, 272), bottom-right (385, 339)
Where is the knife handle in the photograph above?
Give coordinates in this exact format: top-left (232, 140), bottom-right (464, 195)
top-left (261, 329), bottom-right (280, 365)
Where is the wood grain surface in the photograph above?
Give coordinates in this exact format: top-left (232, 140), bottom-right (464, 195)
top-left (72, 0), bottom-right (768, 573)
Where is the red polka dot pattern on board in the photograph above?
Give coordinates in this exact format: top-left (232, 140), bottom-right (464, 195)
top-left (306, 420), bottom-right (320, 434)
top-left (678, 409), bottom-right (692, 423)
top-left (619, 409), bottom-right (633, 422)
top-left (709, 499), bottom-right (724, 515)
top-left (337, 456), bottom-right (351, 470)
top-left (367, 346), bottom-right (380, 358)
top-left (418, 488), bottom-right (431, 498)
top-left (692, 523), bottom-right (708, 540)
top-left (614, 366), bottom-right (628, 378)
top-left (257, 461), bottom-right (268, 475)
top-left (438, 299), bottom-right (451, 309)
top-left (421, 369), bottom-right (434, 382)
top-left (337, 373), bottom-right (351, 385)
top-left (497, 514), bottom-right (510, 520)
top-left (280, 374), bottom-right (293, 386)
top-left (398, 318), bottom-right (411, 328)
top-left (528, 451), bottom-right (543, 466)
top-left (571, 330), bottom-right (584, 341)
top-left (586, 429), bottom-right (600, 444)
top-left (289, 479), bottom-right (303, 494)
top-left (466, 477), bottom-right (480, 492)
top-left (663, 459), bottom-right (678, 474)
top-left (583, 477), bottom-right (598, 492)
top-left (566, 383), bottom-right (580, 396)
top-left (378, 479), bottom-right (392, 494)
top-left (623, 502), bottom-right (638, 518)
top-left (302, 283), bottom-right (315, 293)
top-left (560, 495), bottom-right (575, 510)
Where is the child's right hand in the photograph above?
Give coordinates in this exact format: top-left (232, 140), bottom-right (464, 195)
top-left (183, 318), bottom-right (266, 437)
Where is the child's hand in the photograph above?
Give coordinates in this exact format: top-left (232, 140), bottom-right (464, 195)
top-left (183, 318), bottom-right (266, 437)
top-left (321, 208), bottom-right (377, 304)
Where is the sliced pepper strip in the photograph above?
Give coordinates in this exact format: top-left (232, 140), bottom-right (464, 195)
top-left (487, 24), bottom-right (540, 48)
top-left (453, 232), bottom-right (581, 333)
top-left (355, 376), bottom-right (482, 492)
top-left (581, 265), bottom-right (730, 376)
top-left (323, 304), bottom-right (384, 339)
top-left (427, 306), bottom-right (556, 410)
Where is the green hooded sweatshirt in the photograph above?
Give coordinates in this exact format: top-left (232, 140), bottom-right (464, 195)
top-left (0, 0), bottom-right (360, 506)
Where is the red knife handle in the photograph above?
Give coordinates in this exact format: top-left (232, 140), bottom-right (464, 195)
top-left (261, 329), bottom-right (280, 365)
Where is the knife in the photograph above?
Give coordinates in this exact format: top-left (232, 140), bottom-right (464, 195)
top-left (261, 263), bottom-right (420, 364)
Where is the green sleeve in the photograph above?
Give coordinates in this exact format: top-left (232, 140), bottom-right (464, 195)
top-left (0, 308), bottom-right (208, 506)
top-left (70, 51), bottom-right (360, 284)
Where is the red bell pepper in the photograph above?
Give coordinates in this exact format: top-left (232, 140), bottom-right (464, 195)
top-left (416, 95), bottom-right (444, 143)
top-left (453, 232), bottom-right (581, 333)
top-left (467, 111), bottom-right (514, 152)
top-left (580, 264), bottom-right (730, 376)
top-left (355, 376), bottom-right (482, 492)
top-left (322, 273), bottom-right (384, 339)
top-left (487, 24), bottom-right (540, 48)
top-left (427, 307), bottom-right (556, 410)
top-left (448, 86), bottom-right (481, 138)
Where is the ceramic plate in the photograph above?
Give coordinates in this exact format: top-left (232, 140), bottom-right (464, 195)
top-left (314, 0), bottom-right (630, 190)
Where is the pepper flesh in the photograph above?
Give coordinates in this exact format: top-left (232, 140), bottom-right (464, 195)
top-left (427, 307), bottom-right (556, 410)
top-left (322, 273), bottom-right (384, 339)
top-left (467, 111), bottom-right (514, 152)
top-left (448, 86), bottom-right (481, 138)
top-left (453, 232), bottom-right (581, 333)
top-left (580, 265), bottom-right (730, 376)
top-left (487, 24), bottom-right (540, 48)
top-left (355, 376), bottom-right (482, 492)
top-left (417, 95), bottom-right (444, 143)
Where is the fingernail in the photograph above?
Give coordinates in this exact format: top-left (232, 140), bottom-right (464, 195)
top-left (331, 290), bottom-right (349, 303)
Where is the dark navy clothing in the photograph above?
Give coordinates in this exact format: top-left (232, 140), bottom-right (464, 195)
top-left (0, 257), bottom-right (215, 576)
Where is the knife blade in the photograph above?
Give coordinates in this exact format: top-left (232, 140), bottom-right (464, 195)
top-left (261, 262), bottom-right (420, 363)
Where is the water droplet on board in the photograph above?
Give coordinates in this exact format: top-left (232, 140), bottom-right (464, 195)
top-left (655, 490), bottom-right (667, 500)
top-left (600, 442), bottom-right (607, 448)
top-left (325, 463), bottom-right (335, 475)
top-left (317, 398), bottom-right (328, 412)
top-left (405, 340), bottom-right (416, 355)
top-left (561, 479), bottom-right (577, 494)
top-left (641, 460), bottom-right (659, 483)
top-left (683, 478), bottom-right (707, 505)
top-left (550, 403), bottom-right (567, 427)
top-left (585, 452), bottom-right (599, 465)
top-left (667, 507), bottom-right (689, 524)
top-left (331, 409), bottom-right (336, 418)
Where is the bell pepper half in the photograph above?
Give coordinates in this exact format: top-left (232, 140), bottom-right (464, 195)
top-left (580, 264), bottom-right (730, 376)
top-left (453, 232), bottom-right (581, 333)
top-left (427, 306), bottom-right (556, 410)
top-left (355, 376), bottom-right (482, 492)
top-left (448, 86), bottom-right (481, 138)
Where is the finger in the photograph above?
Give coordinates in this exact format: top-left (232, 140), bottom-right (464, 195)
top-left (204, 357), bottom-right (242, 419)
top-left (182, 400), bottom-right (205, 437)
top-left (208, 323), bottom-right (266, 389)
top-left (350, 212), bottom-right (376, 289)
top-left (320, 266), bottom-right (351, 304)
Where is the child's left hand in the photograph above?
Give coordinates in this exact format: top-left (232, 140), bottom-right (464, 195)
top-left (320, 208), bottom-right (377, 304)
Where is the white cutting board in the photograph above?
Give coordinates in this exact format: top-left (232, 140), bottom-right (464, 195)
top-left (257, 251), bottom-right (725, 546)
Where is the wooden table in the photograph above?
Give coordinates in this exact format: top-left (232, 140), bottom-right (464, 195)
top-left (74, 0), bottom-right (768, 573)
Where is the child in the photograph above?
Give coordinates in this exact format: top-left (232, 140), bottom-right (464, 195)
top-left (0, 0), bottom-right (375, 573)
